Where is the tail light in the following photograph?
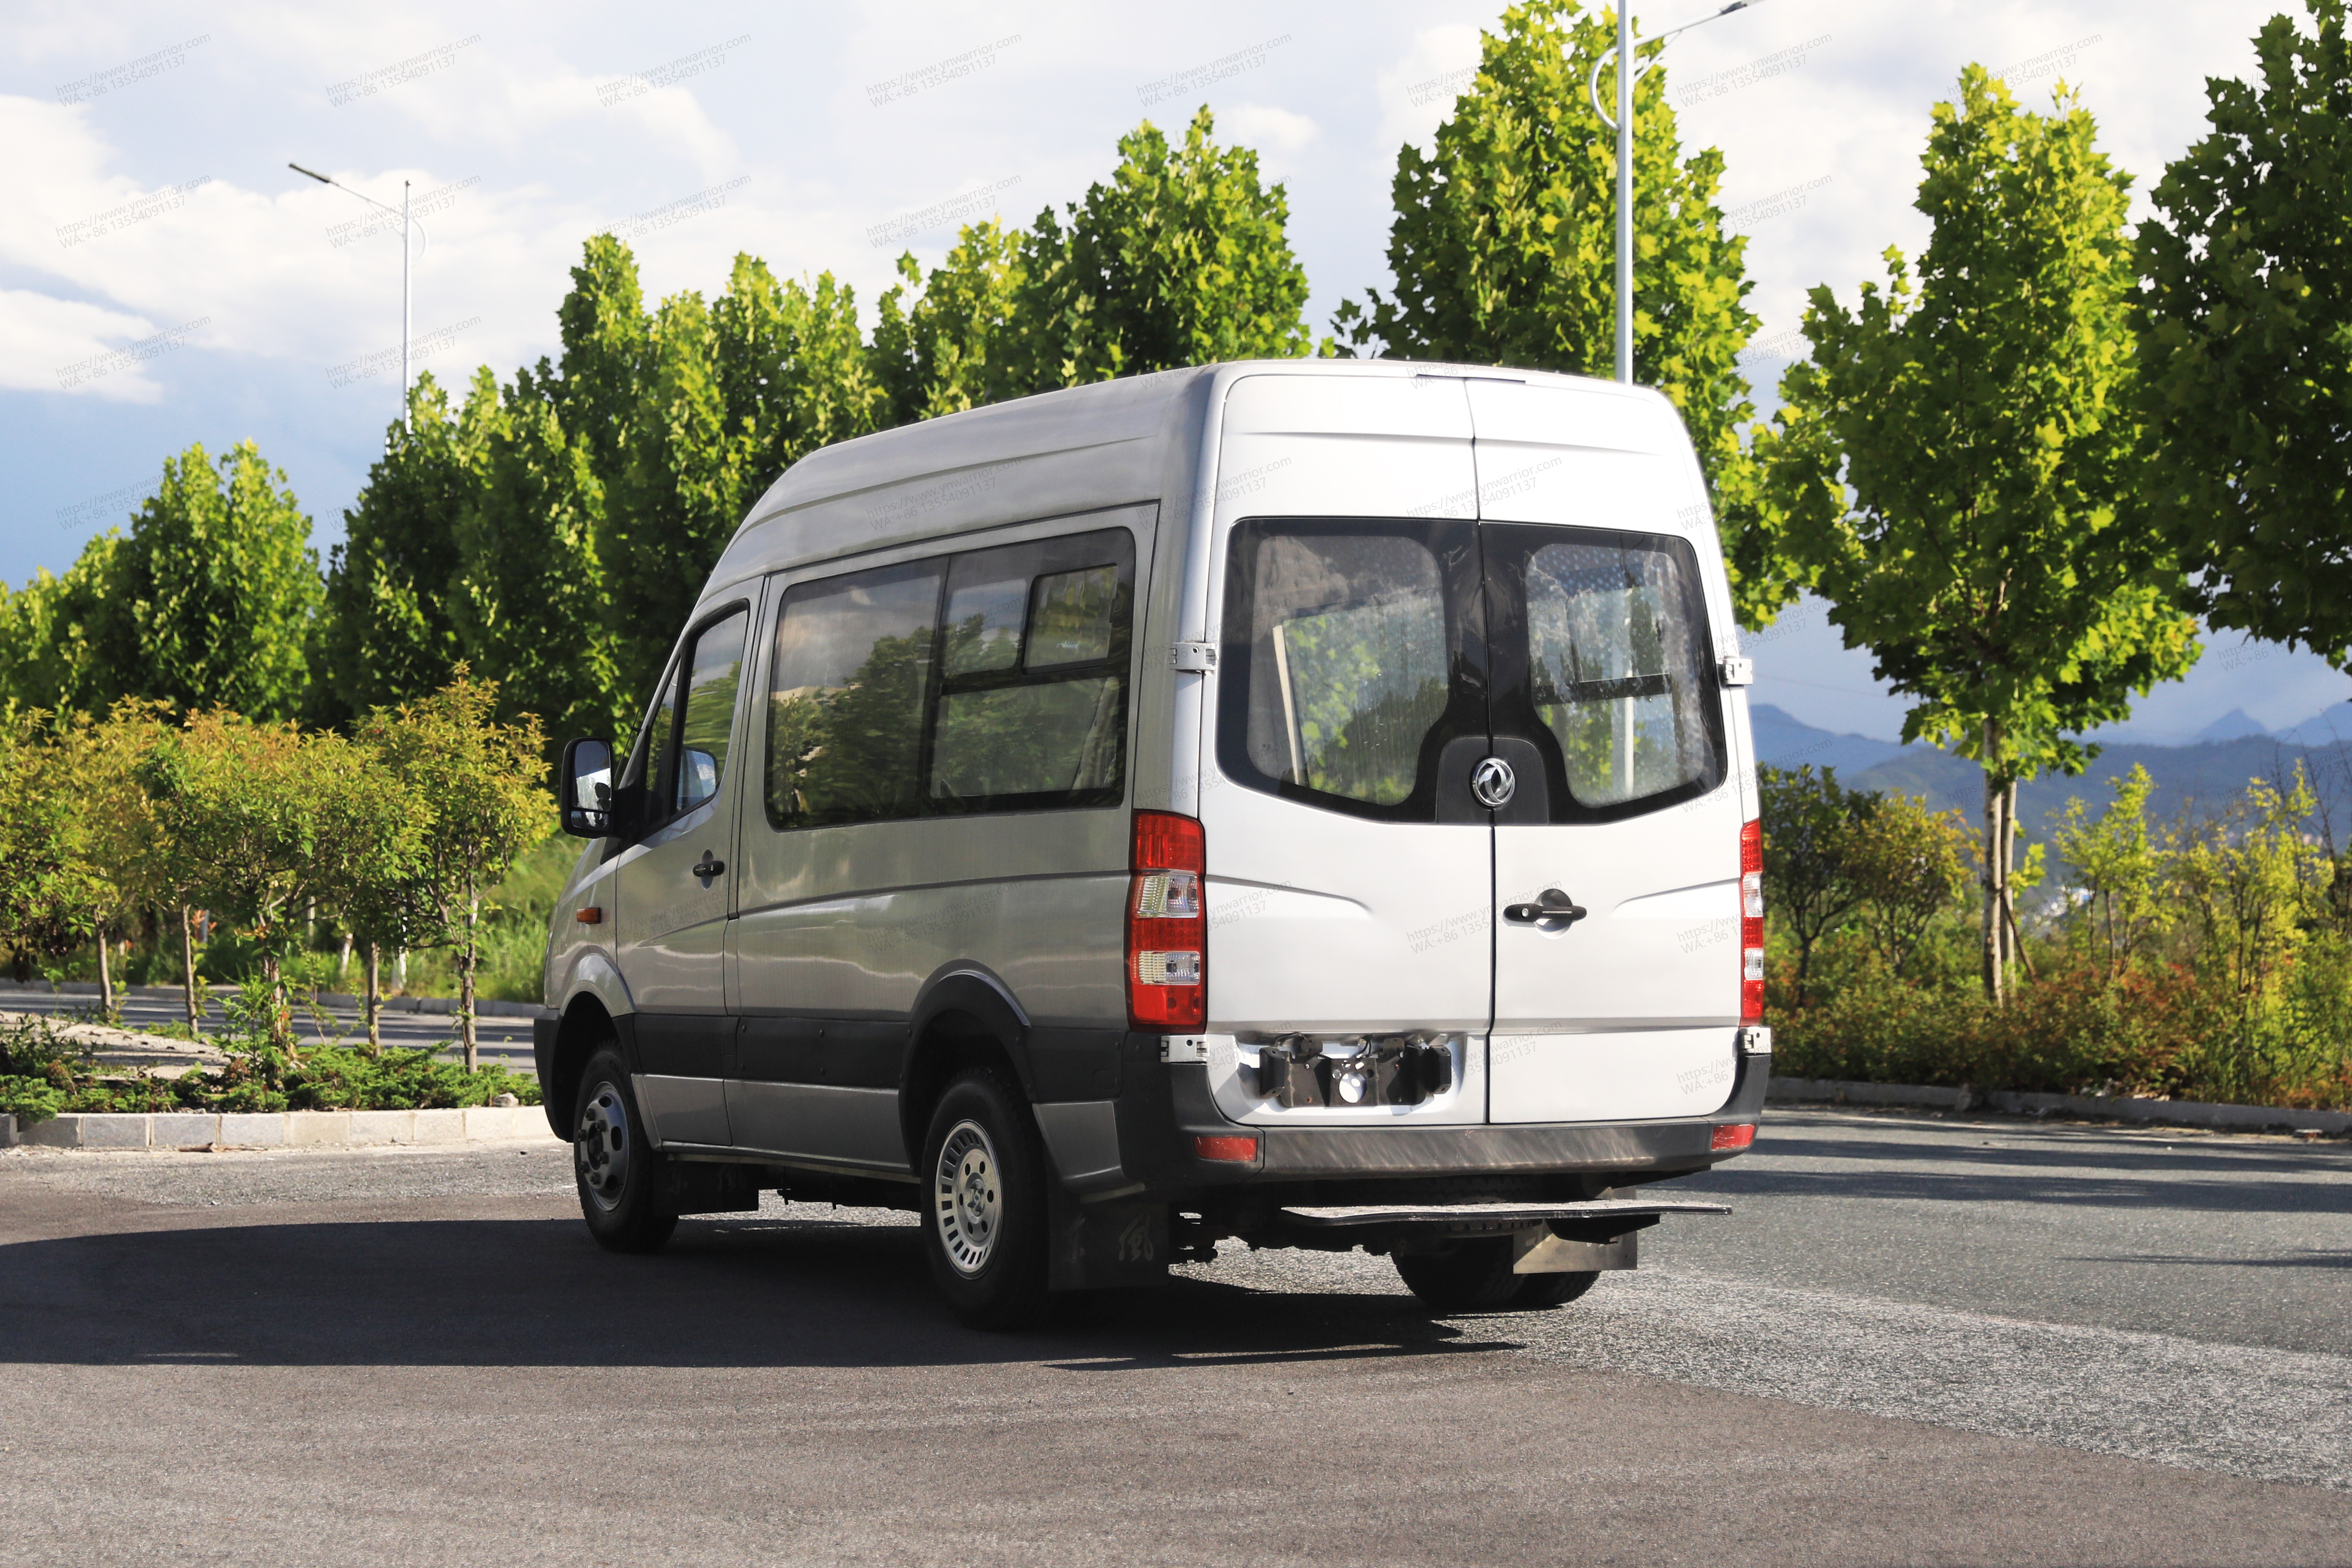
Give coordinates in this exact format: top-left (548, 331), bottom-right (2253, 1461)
top-left (1711, 1123), bottom-right (1756, 1152)
top-left (1129, 810), bottom-right (1205, 1030)
top-left (1741, 818), bottom-right (1764, 1025)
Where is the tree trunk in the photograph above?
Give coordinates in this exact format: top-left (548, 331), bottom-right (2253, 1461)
top-left (260, 952), bottom-right (291, 1053)
top-left (461, 870), bottom-right (479, 1073)
top-left (180, 906), bottom-right (201, 1038)
top-left (95, 922), bottom-right (115, 1022)
top-left (365, 943), bottom-right (382, 1055)
top-left (1980, 719), bottom-right (2013, 1005)
top-left (338, 931), bottom-right (353, 981)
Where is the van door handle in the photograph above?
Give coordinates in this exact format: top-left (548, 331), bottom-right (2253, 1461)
top-left (693, 851), bottom-right (726, 881)
top-left (1504, 889), bottom-right (1586, 930)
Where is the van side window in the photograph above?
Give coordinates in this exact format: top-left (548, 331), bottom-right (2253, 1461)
top-left (673, 609), bottom-right (748, 816)
top-left (765, 562), bottom-right (942, 829)
top-left (762, 527), bottom-right (1135, 830)
top-left (928, 531), bottom-right (1133, 812)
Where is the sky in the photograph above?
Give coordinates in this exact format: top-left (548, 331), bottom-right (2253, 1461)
top-left (2, 0), bottom-right (2336, 744)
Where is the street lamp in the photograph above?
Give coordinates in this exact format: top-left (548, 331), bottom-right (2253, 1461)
top-left (1590, 1), bottom-right (1768, 385)
top-left (288, 161), bottom-right (429, 429)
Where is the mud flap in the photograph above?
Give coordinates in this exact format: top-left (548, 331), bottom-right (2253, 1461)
top-left (1511, 1224), bottom-right (1639, 1273)
top-left (1046, 1184), bottom-right (1170, 1291)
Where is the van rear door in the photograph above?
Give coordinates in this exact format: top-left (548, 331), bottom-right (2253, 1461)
top-left (1468, 381), bottom-right (1747, 1123)
top-left (1197, 376), bottom-right (1493, 1125)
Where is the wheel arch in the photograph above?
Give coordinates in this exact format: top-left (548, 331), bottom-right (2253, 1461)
top-left (898, 965), bottom-right (1035, 1164)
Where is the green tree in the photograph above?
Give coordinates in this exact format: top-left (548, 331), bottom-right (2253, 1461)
top-left (0, 712), bottom-right (104, 987)
top-left (1757, 764), bottom-right (1876, 1006)
top-left (1766, 69), bottom-right (2199, 1002)
top-left (1338, 0), bottom-right (1765, 606)
top-left (451, 367), bottom-right (626, 742)
top-left (358, 672), bottom-right (550, 1069)
top-left (141, 713), bottom-right (425, 1049)
top-left (1015, 106), bottom-right (1323, 390)
top-left (873, 220), bottom-right (1028, 422)
top-left (41, 701), bottom-right (176, 1020)
top-left (94, 441), bottom-right (322, 720)
top-left (554, 234), bottom-right (650, 499)
top-left (2136, 0), bottom-right (2352, 665)
top-left (2168, 770), bottom-right (2331, 1078)
top-left (0, 536), bottom-right (120, 713)
top-left (2053, 764), bottom-right (2172, 979)
top-left (319, 375), bottom-right (490, 720)
top-left (1844, 790), bottom-right (1973, 978)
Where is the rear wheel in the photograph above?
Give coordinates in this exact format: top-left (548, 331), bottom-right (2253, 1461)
top-left (572, 1046), bottom-right (678, 1254)
top-left (919, 1067), bottom-right (1051, 1331)
top-left (1393, 1237), bottom-right (1523, 1312)
top-left (1509, 1268), bottom-right (1601, 1310)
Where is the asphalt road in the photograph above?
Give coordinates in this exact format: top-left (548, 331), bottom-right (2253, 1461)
top-left (0, 985), bottom-right (539, 1070)
top-left (1, 1108), bottom-right (2347, 1566)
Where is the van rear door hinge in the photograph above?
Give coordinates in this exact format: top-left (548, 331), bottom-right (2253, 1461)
top-left (1718, 654), bottom-right (1755, 687)
top-left (1170, 642), bottom-right (1218, 674)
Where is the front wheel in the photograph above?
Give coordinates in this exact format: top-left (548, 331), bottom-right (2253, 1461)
top-left (919, 1067), bottom-right (1051, 1330)
top-left (572, 1046), bottom-right (678, 1254)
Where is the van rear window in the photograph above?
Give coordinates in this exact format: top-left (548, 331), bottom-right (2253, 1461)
top-left (764, 527), bottom-right (1134, 830)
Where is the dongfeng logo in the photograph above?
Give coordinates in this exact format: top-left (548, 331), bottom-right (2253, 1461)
top-left (1471, 756), bottom-right (1516, 809)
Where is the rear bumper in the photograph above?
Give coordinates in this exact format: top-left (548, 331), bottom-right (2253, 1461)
top-left (1111, 1034), bottom-right (1771, 1192)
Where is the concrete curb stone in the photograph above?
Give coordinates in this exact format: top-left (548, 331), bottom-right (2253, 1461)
top-left (15, 1108), bottom-right (556, 1150)
top-left (2, 1113), bottom-right (15, 1147)
top-left (1769, 1075), bottom-right (2352, 1135)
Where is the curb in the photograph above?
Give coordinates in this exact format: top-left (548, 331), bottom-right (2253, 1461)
top-left (13, 1106), bottom-right (558, 1151)
top-left (1769, 1076), bottom-right (2352, 1135)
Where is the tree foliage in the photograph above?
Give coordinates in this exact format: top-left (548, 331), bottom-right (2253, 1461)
top-left (94, 441), bottom-right (321, 720)
top-left (319, 374), bottom-right (484, 722)
top-left (356, 671), bottom-right (549, 1068)
top-left (1763, 69), bottom-right (2199, 1000)
top-left (2137, 0), bottom-right (2352, 664)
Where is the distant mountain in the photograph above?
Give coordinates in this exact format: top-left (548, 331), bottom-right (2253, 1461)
top-left (1749, 704), bottom-right (1906, 776)
top-left (2194, 708), bottom-right (2271, 743)
top-left (1751, 706), bottom-right (2352, 841)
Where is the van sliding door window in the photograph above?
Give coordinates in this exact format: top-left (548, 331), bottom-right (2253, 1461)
top-left (762, 526), bottom-right (1135, 830)
top-left (764, 563), bottom-right (941, 829)
top-left (1217, 519), bottom-right (1486, 823)
top-left (1488, 525), bottom-right (1725, 819)
top-left (928, 529), bottom-right (1133, 812)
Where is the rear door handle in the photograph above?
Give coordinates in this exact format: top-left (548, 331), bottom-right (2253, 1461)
top-left (693, 851), bottom-right (726, 880)
top-left (1504, 889), bottom-right (1586, 930)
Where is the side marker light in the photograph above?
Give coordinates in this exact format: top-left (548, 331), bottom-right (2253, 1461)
top-left (1193, 1134), bottom-right (1258, 1163)
top-left (1710, 1124), bottom-right (1756, 1151)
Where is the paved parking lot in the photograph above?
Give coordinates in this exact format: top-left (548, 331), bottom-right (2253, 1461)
top-left (1, 1108), bottom-right (2346, 1565)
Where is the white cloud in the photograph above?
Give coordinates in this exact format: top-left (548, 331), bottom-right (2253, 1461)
top-left (0, 287), bottom-right (173, 399)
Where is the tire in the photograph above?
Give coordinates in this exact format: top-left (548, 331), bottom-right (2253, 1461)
top-left (572, 1046), bottom-right (678, 1254)
top-left (919, 1066), bottom-right (1051, 1331)
top-left (1510, 1268), bottom-right (1601, 1310)
top-left (1393, 1237), bottom-right (1525, 1312)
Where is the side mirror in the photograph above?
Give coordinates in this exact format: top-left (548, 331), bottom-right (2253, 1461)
top-left (559, 738), bottom-right (615, 838)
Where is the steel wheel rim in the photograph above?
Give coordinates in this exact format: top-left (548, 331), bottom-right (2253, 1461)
top-left (934, 1119), bottom-right (1002, 1276)
top-left (576, 1080), bottom-right (632, 1212)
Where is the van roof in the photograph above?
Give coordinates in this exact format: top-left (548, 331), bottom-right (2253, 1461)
top-left (712, 359), bottom-right (1674, 588)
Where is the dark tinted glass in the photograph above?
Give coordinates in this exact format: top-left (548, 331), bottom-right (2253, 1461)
top-left (764, 563), bottom-right (941, 829)
top-left (1217, 519), bottom-right (1486, 823)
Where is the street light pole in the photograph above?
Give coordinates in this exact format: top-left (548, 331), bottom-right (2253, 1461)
top-left (288, 161), bottom-right (428, 430)
top-left (1590, 1), bottom-right (1768, 386)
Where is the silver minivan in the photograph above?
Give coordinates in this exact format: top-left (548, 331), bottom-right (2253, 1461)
top-left (536, 359), bottom-right (1769, 1328)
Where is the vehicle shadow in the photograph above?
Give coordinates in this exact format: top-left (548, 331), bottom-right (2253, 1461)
top-left (0, 1212), bottom-right (1525, 1371)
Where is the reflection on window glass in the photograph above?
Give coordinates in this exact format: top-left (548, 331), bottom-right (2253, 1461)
top-left (932, 679), bottom-right (1123, 799)
top-left (1525, 541), bottom-right (1716, 807)
top-left (765, 565), bottom-right (941, 828)
top-left (674, 610), bottom-right (747, 815)
top-left (1027, 565), bottom-right (1118, 668)
top-left (940, 575), bottom-right (1026, 677)
top-left (1241, 533), bottom-right (1448, 806)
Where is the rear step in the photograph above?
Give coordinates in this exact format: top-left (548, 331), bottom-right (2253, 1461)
top-left (1278, 1198), bottom-right (1730, 1228)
